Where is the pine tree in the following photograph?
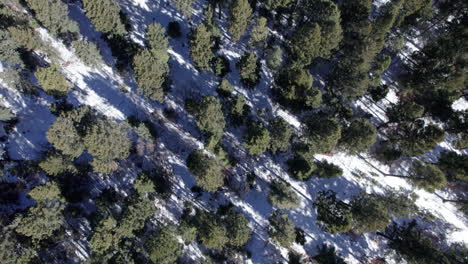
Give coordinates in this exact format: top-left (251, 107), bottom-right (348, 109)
top-left (217, 79), bottom-right (234, 97)
top-left (186, 150), bottom-right (224, 192)
top-left (379, 221), bottom-right (450, 264)
top-left (409, 161), bottom-right (447, 193)
top-left (89, 216), bottom-right (119, 255)
top-left (0, 229), bottom-right (36, 264)
top-left (198, 215), bottom-right (228, 249)
top-left (83, 119), bottom-right (131, 174)
top-left (229, 0), bottom-right (252, 41)
top-left (313, 191), bottom-right (352, 234)
top-left (250, 17), bottom-right (268, 47)
top-left (350, 193), bottom-right (390, 233)
top-left (237, 52), bottom-right (259, 88)
top-left (224, 210), bottom-right (252, 247)
top-left (13, 181), bottom-right (65, 242)
top-left (268, 180), bottom-right (300, 209)
top-left (0, 105), bottom-right (15, 122)
top-left (339, 118), bottom-right (377, 153)
top-left (35, 65), bottom-right (72, 96)
top-left (287, 155), bottom-right (316, 181)
top-left (25, 0), bottom-right (79, 36)
top-left (315, 160), bottom-right (343, 178)
top-left (190, 24), bottom-right (214, 72)
top-left (243, 123), bottom-right (270, 156)
top-left (313, 244), bottom-right (346, 264)
top-left (146, 23), bottom-right (169, 52)
top-left (72, 40), bottom-right (103, 67)
top-left (269, 118), bottom-right (293, 153)
top-left (437, 151), bottom-right (468, 182)
top-left (268, 210), bottom-right (296, 248)
top-left (289, 22), bottom-right (321, 66)
top-left (266, 45), bottom-right (283, 72)
top-left (302, 114), bottom-right (342, 155)
top-left (117, 197), bottom-right (155, 238)
top-left (302, 0), bottom-right (343, 58)
top-left (193, 96), bottom-right (226, 150)
top-left (0, 30), bottom-right (24, 68)
top-left (82, 0), bottom-right (126, 36)
top-left (47, 107), bottom-right (92, 158)
top-left (133, 48), bottom-right (169, 102)
top-left (174, 0), bottom-right (195, 19)
top-left (39, 152), bottom-right (77, 176)
top-left (146, 226), bottom-right (183, 264)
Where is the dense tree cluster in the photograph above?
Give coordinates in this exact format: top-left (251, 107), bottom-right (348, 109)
top-left (46, 107), bottom-right (131, 174)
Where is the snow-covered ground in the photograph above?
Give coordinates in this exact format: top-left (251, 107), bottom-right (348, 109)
top-left (0, 0), bottom-right (466, 263)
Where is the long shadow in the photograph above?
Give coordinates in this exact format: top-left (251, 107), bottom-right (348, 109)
top-left (0, 86), bottom-right (55, 160)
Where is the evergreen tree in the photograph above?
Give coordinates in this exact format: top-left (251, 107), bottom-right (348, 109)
top-left (339, 118), bottom-right (377, 153)
top-left (133, 48), bottom-right (169, 102)
top-left (186, 150), bottom-right (224, 192)
top-left (268, 210), bottom-right (296, 248)
top-left (117, 197), bottom-right (155, 238)
top-left (277, 66), bottom-right (313, 104)
top-left (174, 0), bottom-right (195, 19)
top-left (269, 118), bottom-right (293, 153)
top-left (198, 215), bottom-right (228, 249)
top-left (266, 45), bottom-right (283, 72)
top-left (146, 226), bottom-right (183, 264)
top-left (237, 52), bottom-right (259, 88)
top-left (386, 101), bottom-right (425, 124)
top-left (250, 17), bottom-right (268, 47)
top-left (313, 191), bottom-right (352, 234)
top-left (437, 151), bottom-right (468, 182)
top-left (350, 193), bottom-right (390, 233)
top-left (146, 23), bottom-right (169, 52)
top-left (225, 210), bottom-right (252, 247)
top-left (313, 244), bottom-right (346, 264)
top-left (190, 24), bottom-right (214, 72)
top-left (72, 40), bottom-right (103, 67)
top-left (83, 119), bottom-right (131, 174)
top-left (25, 0), bottom-right (79, 36)
top-left (243, 123), bottom-right (270, 156)
top-left (379, 221), bottom-right (450, 264)
top-left (390, 121), bottom-right (445, 156)
top-left (268, 180), bottom-right (300, 209)
top-left (289, 22), bottom-right (321, 66)
top-left (263, 0), bottom-right (292, 11)
top-left (35, 65), bottom-right (72, 96)
top-left (315, 160), bottom-right (343, 178)
top-left (287, 155), bottom-right (316, 181)
top-left (89, 216), bottom-right (119, 255)
top-left (302, 0), bottom-right (343, 58)
top-left (47, 106), bottom-right (93, 158)
top-left (217, 79), bottom-right (234, 97)
top-left (229, 0), bottom-right (252, 41)
top-left (82, 0), bottom-right (126, 36)
top-left (409, 161), bottom-right (447, 192)
top-left (12, 182), bottom-right (65, 242)
top-left (0, 30), bottom-right (24, 68)
top-left (0, 105), bottom-right (15, 122)
top-left (0, 229), bottom-right (36, 264)
top-left (39, 152), bottom-right (77, 176)
top-left (302, 114), bottom-right (342, 155)
top-left (193, 96), bottom-right (226, 150)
